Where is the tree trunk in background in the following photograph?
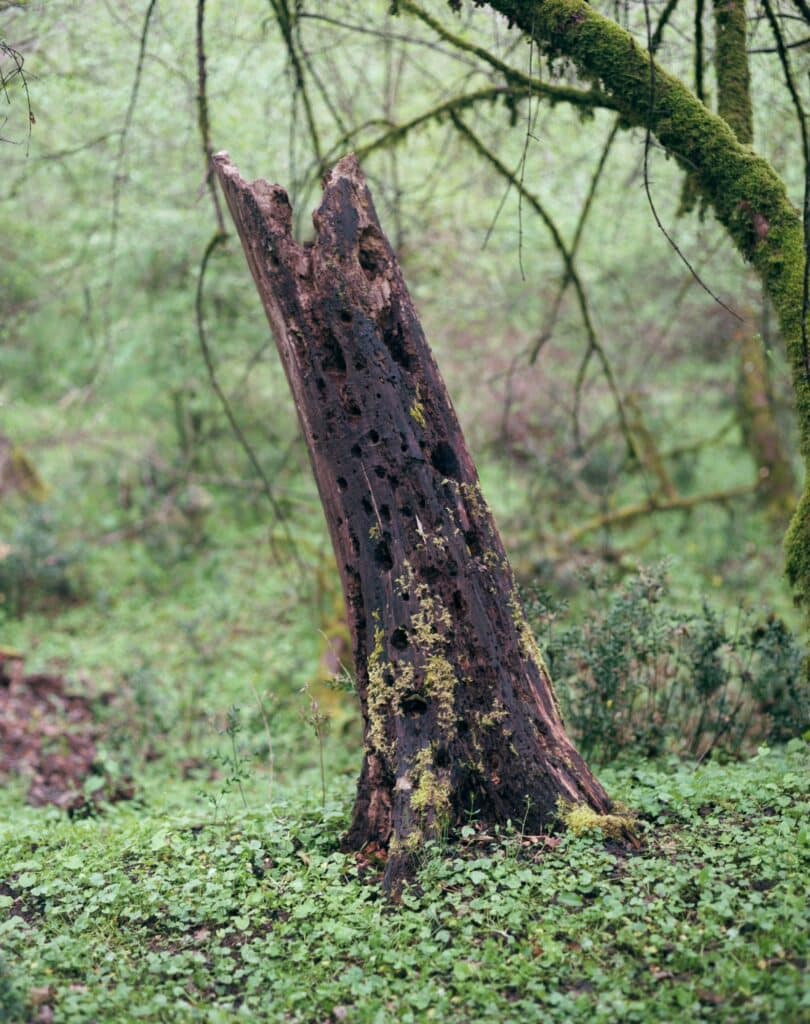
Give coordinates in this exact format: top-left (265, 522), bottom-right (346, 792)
top-left (213, 153), bottom-right (611, 891)
top-left (712, 0), bottom-right (795, 524)
top-left (737, 325), bottom-right (796, 523)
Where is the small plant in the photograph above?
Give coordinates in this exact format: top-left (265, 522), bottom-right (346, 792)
top-left (247, 678), bottom-right (277, 805)
top-left (212, 704), bottom-right (251, 810)
top-left (301, 683), bottom-right (331, 807)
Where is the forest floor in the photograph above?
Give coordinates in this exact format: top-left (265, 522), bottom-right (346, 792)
top-left (0, 552), bottom-right (808, 1022)
top-left (0, 411), bottom-right (808, 1023)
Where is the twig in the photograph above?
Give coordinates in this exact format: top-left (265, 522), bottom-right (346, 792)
top-left (400, 0), bottom-right (613, 109)
top-left (516, 25), bottom-right (536, 281)
top-left (92, 0), bottom-right (158, 390)
top-left (694, 0), bottom-right (706, 103)
top-left (196, 0), bottom-right (226, 233)
top-left (749, 36), bottom-right (810, 52)
top-left (641, 0), bottom-right (743, 323)
top-left (451, 113), bottom-right (647, 475)
top-left (531, 0), bottom-right (685, 358)
top-left (650, 0), bottom-right (682, 52)
top-left (0, 40), bottom-right (33, 151)
top-left (338, 81), bottom-right (616, 173)
top-left (267, 0), bottom-right (323, 169)
top-left (532, 118), bottom-right (621, 359)
top-left (789, 0), bottom-right (810, 25)
top-left (195, 232), bottom-right (303, 569)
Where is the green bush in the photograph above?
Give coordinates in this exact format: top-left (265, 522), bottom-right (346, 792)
top-left (525, 565), bottom-right (809, 763)
top-left (0, 507), bottom-right (84, 618)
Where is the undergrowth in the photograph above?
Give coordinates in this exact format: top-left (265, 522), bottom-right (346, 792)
top-left (525, 564), bottom-right (809, 762)
top-left (0, 744), bottom-right (807, 1022)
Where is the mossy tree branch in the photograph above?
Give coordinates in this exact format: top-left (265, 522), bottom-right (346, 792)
top-left (559, 482), bottom-right (759, 547)
top-left (321, 81), bottom-right (617, 177)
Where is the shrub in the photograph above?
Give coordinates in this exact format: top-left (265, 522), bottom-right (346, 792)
top-left (525, 565), bottom-right (809, 762)
top-left (0, 507), bottom-right (84, 618)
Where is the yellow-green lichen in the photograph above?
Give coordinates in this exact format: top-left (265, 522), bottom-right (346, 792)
top-left (365, 567), bottom-right (464, 769)
top-left (508, 591), bottom-right (551, 679)
top-left (424, 653), bottom-right (458, 732)
top-left (478, 698), bottom-right (508, 730)
top-left (394, 560), bottom-right (416, 598)
top-left (459, 481), bottom-right (488, 524)
top-left (482, 549), bottom-right (501, 571)
top-left (409, 747), bottom-right (452, 827)
top-left (366, 620), bottom-right (390, 755)
top-left (507, 590), bottom-right (565, 722)
top-left (403, 829), bottom-right (425, 853)
top-left (410, 583), bottom-right (452, 647)
top-left (368, 523), bottom-right (382, 541)
top-left (558, 799), bottom-right (637, 841)
top-left (409, 400), bottom-right (426, 429)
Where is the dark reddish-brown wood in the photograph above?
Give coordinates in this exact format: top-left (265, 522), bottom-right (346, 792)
top-left (213, 153), bottom-right (611, 890)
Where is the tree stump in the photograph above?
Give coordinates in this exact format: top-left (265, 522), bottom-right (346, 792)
top-left (213, 153), bottom-right (611, 890)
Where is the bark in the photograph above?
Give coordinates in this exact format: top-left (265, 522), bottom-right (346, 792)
top-left (713, 0), bottom-right (753, 145)
top-left (711, 0), bottom-right (794, 521)
top-left (212, 153), bottom-right (611, 891)
top-left (737, 326), bottom-right (796, 523)
top-left (483, 0), bottom-right (810, 621)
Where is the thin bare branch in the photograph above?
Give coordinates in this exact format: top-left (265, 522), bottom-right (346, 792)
top-left (195, 232), bottom-right (303, 569)
top-left (267, 0), bottom-right (323, 166)
top-left (641, 0), bottom-right (743, 322)
top-left (196, 0), bottom-right (226, 233)
top-left (532, 117), bottom-right (621, 359)
top-left (0, 39), bottom-right (33, 150)
top-left (560, 483), bottom-right (758, 546)
top-left (451, 113), bottom-right (647, 477)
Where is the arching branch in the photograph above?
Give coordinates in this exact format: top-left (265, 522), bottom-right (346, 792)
top-left (559, 483), bottom-right (759, 547)
top-left (331, 82), bottom-right (615, 170)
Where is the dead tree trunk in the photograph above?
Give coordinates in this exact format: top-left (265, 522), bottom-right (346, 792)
top-left (213, 153), bottom-right (611, 890)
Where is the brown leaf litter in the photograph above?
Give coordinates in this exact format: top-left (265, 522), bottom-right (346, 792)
top-left (0, 649), bottom-right (134, 812)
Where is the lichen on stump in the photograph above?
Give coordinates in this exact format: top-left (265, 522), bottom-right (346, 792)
top-left (213, 152), bottom-right (611, 891)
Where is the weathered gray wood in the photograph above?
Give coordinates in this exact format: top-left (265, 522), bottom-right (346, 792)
top-left (213, 153), bottom-right (611, 890)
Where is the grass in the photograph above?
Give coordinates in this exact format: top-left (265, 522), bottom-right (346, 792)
top-left (0, 744), bottom-right (808, 1022)
top-left (1, 439), bottom-right (808, 1022)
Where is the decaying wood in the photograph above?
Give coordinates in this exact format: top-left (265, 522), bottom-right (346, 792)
top-left (213, 152), bottom-right (611, 890)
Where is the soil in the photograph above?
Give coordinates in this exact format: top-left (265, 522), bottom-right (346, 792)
top-left (0, 650), bottom-right (133, 812)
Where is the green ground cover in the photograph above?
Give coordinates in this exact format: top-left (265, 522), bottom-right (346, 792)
top-left (1, 742), bottom-right (808, 1023)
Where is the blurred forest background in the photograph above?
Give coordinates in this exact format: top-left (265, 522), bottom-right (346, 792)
top-left (1, 2), bottom-right (809, 1018)
top-left (2, 0), bottom-right (808, 768)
